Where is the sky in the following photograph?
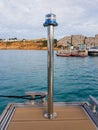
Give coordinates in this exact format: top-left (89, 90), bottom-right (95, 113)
top-left (0, 0), bottom-right (98, 40)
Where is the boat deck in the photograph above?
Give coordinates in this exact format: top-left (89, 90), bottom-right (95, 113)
top-left (7, 106), bottom-right (96, 130)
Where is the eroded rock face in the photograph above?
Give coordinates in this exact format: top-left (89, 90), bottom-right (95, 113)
top-left (85, 37), bottom-right (95, 48)
top-left (71, 35), bottom-right (85, 47)
top-left (95, 34), bottom-right (98, 46)
top-left (57, 34), bottom-right (98, 48)
top-left (57, 36), bottom-right (71, 47)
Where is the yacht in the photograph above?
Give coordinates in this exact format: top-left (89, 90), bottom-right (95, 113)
top-left (88, 46), bottom-right (98, 56)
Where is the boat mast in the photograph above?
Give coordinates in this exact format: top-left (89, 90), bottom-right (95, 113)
top-left (43, 13), bottom-right (58, 119)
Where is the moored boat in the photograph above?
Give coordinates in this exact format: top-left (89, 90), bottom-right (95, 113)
top-left (57, 44), bottom-right (88, 57)
top-left (56, 52), bottom-right (71, 57)
top-left (88, 46), bottom-right (98, 56)
top-left (71, 50), bottom-right (79, 57)
top-left (56, 49), bottom-right (71, 57)
top-left (71, 44), bottom-right (88, 57)
top-left (78, 50), bottom-right (88, 57)
top-left (71, 53), bottom-right (88, 57)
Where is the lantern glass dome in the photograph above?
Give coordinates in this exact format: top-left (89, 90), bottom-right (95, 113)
top-left (43, 13), bottom-right (58, 27)
top-left (46, 13), bottom-right (56, 20)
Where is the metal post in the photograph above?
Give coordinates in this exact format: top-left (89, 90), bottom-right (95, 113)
top-left (47, 25), bottom-right (55, 118)
top-left (43, 13), bottom-right (58, 119)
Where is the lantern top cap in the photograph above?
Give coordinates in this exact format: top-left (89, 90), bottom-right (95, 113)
top-left (46, 13), bottom-right (56, 17)
top-left (43, 13), bottom-right (58, 27)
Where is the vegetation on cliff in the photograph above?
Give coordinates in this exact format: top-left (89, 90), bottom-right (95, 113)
top-left (0, 38), bottom-right (58, 50)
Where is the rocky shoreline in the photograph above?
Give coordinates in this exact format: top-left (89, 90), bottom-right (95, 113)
top-left (1, 34), bottom-right (98, 50)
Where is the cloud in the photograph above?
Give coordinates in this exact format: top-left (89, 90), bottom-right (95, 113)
top-left (0, 0), bottom-right (98, 39)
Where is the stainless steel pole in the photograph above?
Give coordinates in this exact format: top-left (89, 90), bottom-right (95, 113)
top-left (44, 25), bottom-right (57, 119)
top-left (43, 13), bottom-right (58, 119)
top-left (47, 25), bottom-right (54, 118)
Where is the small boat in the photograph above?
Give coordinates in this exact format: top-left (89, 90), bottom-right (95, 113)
top-left (78, 50), bottom-right (88, 57)
top-left (88, 46), bottom-right (98, 56)
top-left (71, 50), bottom-right (79, 57)
top-left (71, 45), bottom-right (88, 57)
top-left (56, 51), bottom-right (87, 57)
top-left (78, 54), bottom-right (88, 57)
top-left (56, 52), bottom-right (71, 57)
top-left (56, 48), bottom-right (71, 57)
top-left (71, 52), bottom-right (88, 57)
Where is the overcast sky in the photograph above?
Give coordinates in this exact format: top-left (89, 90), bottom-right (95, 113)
top-left (0, 0), bottom-right (98, 39)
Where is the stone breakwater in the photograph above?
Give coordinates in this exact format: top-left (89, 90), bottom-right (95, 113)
top-left (57, 34), bottom-right (98, 48)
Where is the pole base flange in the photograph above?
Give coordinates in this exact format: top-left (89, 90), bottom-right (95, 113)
top-left (44, 112), bottom-right (57, 119)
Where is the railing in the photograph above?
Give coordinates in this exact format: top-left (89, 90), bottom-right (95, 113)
top-left (0, 104), bottom-right (15, 130)
top-left (83, 95), bottom-right (98, 127)
top-left (89, 95), bottom-right (98, 113)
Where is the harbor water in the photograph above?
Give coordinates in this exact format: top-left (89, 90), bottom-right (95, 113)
top-left (0, 50), bottom-right (98, 114)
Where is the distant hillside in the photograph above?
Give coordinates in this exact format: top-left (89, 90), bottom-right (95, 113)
top-left (0, 38), bottom-right (58, 50)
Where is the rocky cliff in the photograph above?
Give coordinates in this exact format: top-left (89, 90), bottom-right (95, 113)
top-left (57, 34), bottom-right (98, 48)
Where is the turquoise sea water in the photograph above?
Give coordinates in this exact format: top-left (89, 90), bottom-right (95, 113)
top-left (0, 50), bottom-right (98, 114)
